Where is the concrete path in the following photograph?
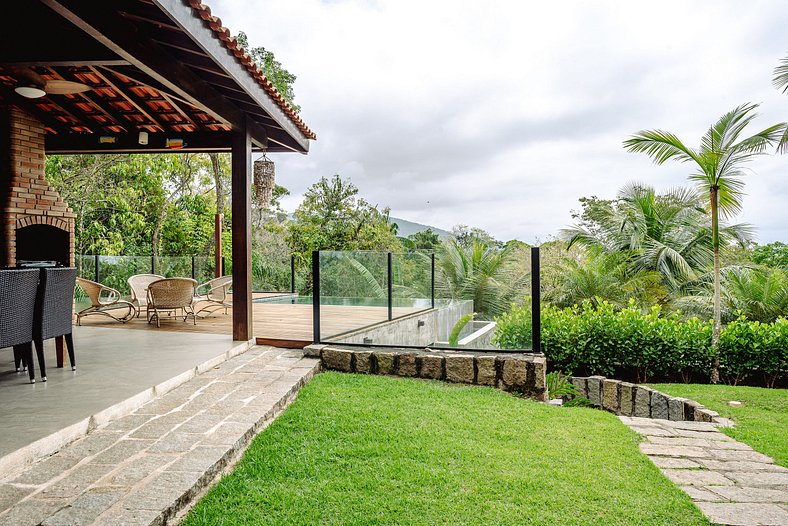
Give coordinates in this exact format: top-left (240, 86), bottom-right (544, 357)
top-left (621, 416), bottom-right (788, 526)
top-left (0, 346), bottom-right (320, 526)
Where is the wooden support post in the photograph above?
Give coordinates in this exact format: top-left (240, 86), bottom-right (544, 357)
top-left (231, 118), bottom-right (252, 341)
top-left (214, 213), bottom-right (223, 277)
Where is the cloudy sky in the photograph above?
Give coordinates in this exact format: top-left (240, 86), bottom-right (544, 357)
top-left (213, 0), bottom-right (787, 244)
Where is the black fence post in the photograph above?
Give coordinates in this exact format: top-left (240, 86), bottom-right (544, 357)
top-left (387, 252), bottom-right (393, 321)
top-left (191, 256), bottom-right (196, 280)
top-left (94, 255), bottom-right (99, 283)
top-left (151, 255), bottom-right (155, 275)
top-left (531, 246), bottom-right (541, 354)
top-left (291, 255), bottom-right (295, 294)
top-left (221, 256), bottom-right (226, 277)
top-left (431, 253), bottom-right (435, 309)
top-left (312, 250), bottom-right (320, 343)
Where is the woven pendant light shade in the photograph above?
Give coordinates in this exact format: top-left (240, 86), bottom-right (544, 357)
top-left (253, 154), bottom-right (275, 206)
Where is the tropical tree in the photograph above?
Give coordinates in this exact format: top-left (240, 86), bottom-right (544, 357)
top-left (624, 103), bottom-right (786, 382)
top-left (772, 54), bottom-right (788, 152)
top-left (563, 182), bottom-right (753, 293)
top-left (435, 238), bottom-right (526, 318)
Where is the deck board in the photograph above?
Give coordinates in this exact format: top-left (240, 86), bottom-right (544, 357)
top-left (77, 295), bottom-right (425, 343)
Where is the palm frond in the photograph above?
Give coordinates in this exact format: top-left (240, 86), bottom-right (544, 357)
top-left (623, 130), bottom-right (699, 165)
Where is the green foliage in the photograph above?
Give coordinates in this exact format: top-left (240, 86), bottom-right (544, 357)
top-left (448, 312), bottom-right (476, 347)
top-left (546, 371), bottom-right (579, 400)
top-left (235, 32), bottom-right (299, 113)
top-left (752, 242), bottom-right (788, 269)
top-left (407, 228), bottom-right (441, 250)
top-left (563, 396), bottom-right (595, 408)
top-left (496, 300), bottom-right (786, 386)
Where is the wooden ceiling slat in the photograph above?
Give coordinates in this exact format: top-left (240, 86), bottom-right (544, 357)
top-left (89, 66), bottom-right (165, 131)
top-left (46, 66), bottom-right (130, 132)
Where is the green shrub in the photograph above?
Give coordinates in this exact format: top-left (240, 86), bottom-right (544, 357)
top-left (494, 300), bottom-right (786, 386)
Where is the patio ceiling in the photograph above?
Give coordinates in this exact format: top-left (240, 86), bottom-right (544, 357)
top-left (0, 0), bottom-right (315, 154)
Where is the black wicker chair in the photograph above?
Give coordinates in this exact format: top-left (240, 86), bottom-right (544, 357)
top-left (0, 269), bottom-right (39, 382)
top-left (32, 267), bottom-right (77, 382)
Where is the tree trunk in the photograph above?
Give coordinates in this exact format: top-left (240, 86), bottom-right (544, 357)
top-left (710, 185), bottom-right (722, 384)
top-left (210, 153), bottom-right (225, 215)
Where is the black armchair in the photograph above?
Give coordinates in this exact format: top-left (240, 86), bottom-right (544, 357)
top-left (0, 269), bottom-right (39, 382)
top-left (32, 267), bottom-right (77, 382)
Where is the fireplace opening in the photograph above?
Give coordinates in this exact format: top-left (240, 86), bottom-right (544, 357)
top-left (15, 224), bottom-right (69, 267)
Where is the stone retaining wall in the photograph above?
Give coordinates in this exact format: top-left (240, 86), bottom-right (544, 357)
top-left (568, 376), bottom-right (727, 424)
top-left (306, 345), bottom-right (548, 401)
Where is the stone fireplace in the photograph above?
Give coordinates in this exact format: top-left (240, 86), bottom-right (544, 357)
top-left (1, 107), bottom-right (75, 267)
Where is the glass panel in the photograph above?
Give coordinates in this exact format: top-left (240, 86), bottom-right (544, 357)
top-left (155, 256), bottom-right (193, 279)
top-left (251, 252), bottom-right (292, 293)
top-left (96, 256), bottom-right (152, 297)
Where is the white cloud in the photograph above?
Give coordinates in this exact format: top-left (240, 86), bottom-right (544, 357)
top-left (212, 0), bottom-right (788, 243)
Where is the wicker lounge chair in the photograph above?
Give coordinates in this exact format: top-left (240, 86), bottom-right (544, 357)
top-left (76, 278), bottom-right (136, 325)
top-left (0, 268), bottom-right (39, 382)
top-left (33, 268), bottom-right (77, 381)
top-left (128, 273), bottom-right (164, 318)
top-left (194, 275), bottom-right (232, 317)
top-left (147, 278), bottom-right (198, 327)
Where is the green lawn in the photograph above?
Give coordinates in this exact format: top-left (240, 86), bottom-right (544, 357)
top-left (651, 383), bottom-right (788, 468)
top-left (184, 373), bottom-right (708, 526)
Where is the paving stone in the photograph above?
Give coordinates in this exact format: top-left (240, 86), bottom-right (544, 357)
top-left (712, 450), bottom-right (776, 463)
top-left (445, 355), bottom-right (474, 384)
top-left (0, 484), bottom-right (35, 513)
top-left (661, 469), bottom-right (734, 486)
top-left (708, 486), bottom-right (788, 503)
top-left (10, 454), bottom-right (81, 485)
top-left (175, 412), bottom-right (229, 434)
top-left (727, 472), bottom-right (788, 486)
top-left (674, 428), bottom-right (736, 441)
top-left (0, 497), bottom-right (67, 526)
top-left (42, 487), bottom-right (126, 526)
top-left (696, 502), bottom-right (788, 526)
top-left (147, 432), bottom-right (202, 454)
top-left (199, 422), bottom-right (252, 447)
top-left (475, 356), bottom-right (496, 386)
top-left (681, 486), bottom-right (728, 502)
top-left (396, 353), bottom-right (418, 377)
top-left (90, 439), bottom-right (154, 465)
top-left (96, 454), bottom-right (177, 488)
top-left (626, 416), bottom-right (662, 427)
top-left (165, 446), bottom-right (228, 475)
top-left (650, 391), bottom-right (670, 420)
top-left (91, 505), bottom-right (164, 526)
top-left (668, 420), bottom-right (721, 432)
top-left (124, 471), bottom-right (203, 512)
top-left (60, 431), bottom-right (124, 461)
top-left (649, 456), bottom-right (702, 469)
top-left (634, 386), bottom-right (652, 417)
top-left (647, 436), bottom-right (730, 449)
top-left (102, 414), bottom-right (155, 434)
top-left (630, 426), bottom-right (675, 437)
top-left (419, 355), bottom-right (444, 380)
top-left (601, 379), bottom-right (620, 412)
top-left (639, 444), bottom-right (713, 458)
top-left (40, 463), bottom-right (117, 499)
top-left (353, 351), bottom-right (372, 373)
top-left (696, 460), bottom-right (788, 473)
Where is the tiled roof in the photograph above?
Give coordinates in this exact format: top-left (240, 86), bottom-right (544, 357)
top-left (186, 1), bottom-right (316, 141)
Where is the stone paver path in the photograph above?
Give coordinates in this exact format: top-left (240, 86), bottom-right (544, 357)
top-left (0, 346), bottom-right (319, 526)
top-left (621, 416), bottom-right (788, 526)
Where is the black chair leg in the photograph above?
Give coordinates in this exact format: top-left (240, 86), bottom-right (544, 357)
top-left (34, 339), bottom-right (47, 382)
top-left (23, 343), bottom-right (35, 383)
top-left (13, 344), bottom-right (24, 372)
top-left (64, 333), bottom-right (76, 371)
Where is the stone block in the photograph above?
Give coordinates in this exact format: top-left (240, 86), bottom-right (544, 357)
top-left (634, 386), bottom-right (652, 418)
top-left (619, 382), bottom-right (635, 416)
top-left (445, 355), bottom-right (475, 384)
top-left (668, 397), bottom-right (686, 421)
top-left (602, 379), bottom-right (620, 413)
top-left (500, 358), bottom-right (527, 390)
top-left (475, 356), bottom-right (497, 386)
top-left (695, 407), bottom-right (715, 423)
top-left (532, 357), bottom-right (546, 389)
top-left (586, 376), bottom-right (604, 407)
top-left (569, 377), bottom-right (588, 399)
top-left (373, 352), bottom-right (395, 375)
top-left (683, 399), bottom-right (700, 421)
top-left (322, 348), bottom-right (352, 372)
top-left (354, 351), bottom-right (372, 374)
top-left (419, 355), bottom-right (444, 380)
top-left (397, 353), bottom-right (418, 377)
top-left (650, 391), bottom-right (670, 420)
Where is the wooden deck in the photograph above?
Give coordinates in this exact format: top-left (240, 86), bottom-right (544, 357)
top-left (77, 294), bottom-right (425, 347)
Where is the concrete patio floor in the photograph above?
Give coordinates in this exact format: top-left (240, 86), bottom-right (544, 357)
top-left (0, 326), bottom-right (249, 475)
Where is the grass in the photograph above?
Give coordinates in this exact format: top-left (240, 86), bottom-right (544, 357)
top-left (651, 383), bottom-right (788, 468)
top-left (183, 372), bottom-right (709, 526)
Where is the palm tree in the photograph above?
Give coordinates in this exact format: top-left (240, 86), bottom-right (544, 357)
top-left (773, 55), bottom-right (788, 152)
top-left (623, 103), bottom-right (785, 382)
top-left (436, 238), bottom-right (526, 318)
top-left (563, 183), bottom-right (753, 293)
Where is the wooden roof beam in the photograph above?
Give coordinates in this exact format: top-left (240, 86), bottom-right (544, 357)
top-left (43, 0), bottom-right (269, 150)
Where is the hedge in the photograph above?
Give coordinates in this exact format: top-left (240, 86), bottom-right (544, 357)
top-left (493, 299), bottom-right (787, 387)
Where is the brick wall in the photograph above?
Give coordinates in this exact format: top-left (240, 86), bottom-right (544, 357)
top-left (0, 106), bottom-right (75, 267)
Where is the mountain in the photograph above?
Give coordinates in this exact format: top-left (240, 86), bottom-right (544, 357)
top-left (389, 217), bottom-right (450, 238)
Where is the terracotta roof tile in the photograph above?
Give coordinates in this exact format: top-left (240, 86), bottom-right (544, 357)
top-left (185, 0), bottom-right (316, 141)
